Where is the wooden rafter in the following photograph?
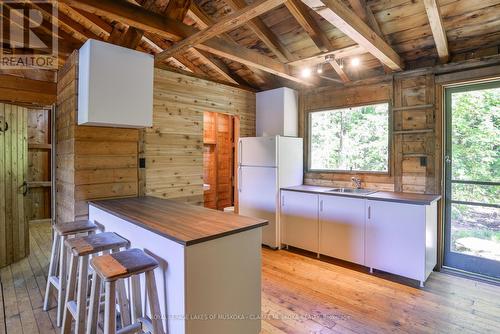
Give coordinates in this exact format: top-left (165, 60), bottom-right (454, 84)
top-left (156, 0), bottom-right (286, 62)
top-left (59, 0), bottom-right (310, 85)
top-left (301, 0), bottom-right (404, 71)
top-left (423, 0), bottom-right (449, 63)
top-left (327, 59), bottom-right (349, 82)
top-left (188, 3), bottom-right (274, 88)
top-left (287, 44), bottom-right (365, 67)
top-left (223, 0), bottom-right (295, 62)
top-left (284, 0), bottom-right (332, 52)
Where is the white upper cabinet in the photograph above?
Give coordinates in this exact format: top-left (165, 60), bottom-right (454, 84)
top-left (319, 195), bottom-right (366, 265)
top-left (78, 39), bottom-right (154, 128)
top-left (256, 87), bottom-right (298, 137)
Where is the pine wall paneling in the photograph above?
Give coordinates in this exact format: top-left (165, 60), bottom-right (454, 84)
top-left (55, 51), bottom-right (139, 224)
top-left (143, 69), bottom-right (255, 205)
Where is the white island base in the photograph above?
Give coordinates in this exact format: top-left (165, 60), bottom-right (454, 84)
top-left (89, 204), bottom-right (263, 334)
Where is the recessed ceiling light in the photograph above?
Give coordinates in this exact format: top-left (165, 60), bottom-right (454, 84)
top-left (301, 68), bottom-right (312, 78)
top-left (351, 57), bottom-right (360, 67)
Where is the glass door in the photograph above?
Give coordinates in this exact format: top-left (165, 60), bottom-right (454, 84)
top-left (444, 81), bottom-right (500, 279)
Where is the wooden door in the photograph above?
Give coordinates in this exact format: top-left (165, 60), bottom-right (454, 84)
top-left (0, 103), bottom-right (29, 268)
top-left (203, 112), bottom-right (238, 210)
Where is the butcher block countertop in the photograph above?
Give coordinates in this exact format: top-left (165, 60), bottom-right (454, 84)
top-left (89, 196), bottom-right (268, 246)
top-left (281, 185), bottom-right (441, 205)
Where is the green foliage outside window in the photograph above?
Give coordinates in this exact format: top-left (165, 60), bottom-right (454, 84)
top-left (309, 103), bottom-right (389, 172)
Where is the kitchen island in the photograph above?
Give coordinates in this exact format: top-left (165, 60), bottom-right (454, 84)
top-left (88, 196), bottom-right (267, 334)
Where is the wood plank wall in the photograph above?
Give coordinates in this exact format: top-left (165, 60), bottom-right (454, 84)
top-left (143, 69), bottom-right (255, 205)
top-left (55, 51), bottom-right (139, 224)
top-left (0, 75), bottom-right (56, 106)
top-left (27, 108), bottom-right (52, 223)
top-left (300, 75), bottom-right (440, 194)
top-left (0, 103), bottom-right (28, 268)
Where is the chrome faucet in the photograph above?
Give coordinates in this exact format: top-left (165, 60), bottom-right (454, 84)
top-left (351, 176), bottom-right (362, 189)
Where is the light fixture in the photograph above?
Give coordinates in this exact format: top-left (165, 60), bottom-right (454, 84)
top-left (301, 67), bottom-right (312, 78)
top-left (316, 63), bottom-right (324, 74)
top-left (351, 57), bottom-right (360, 67)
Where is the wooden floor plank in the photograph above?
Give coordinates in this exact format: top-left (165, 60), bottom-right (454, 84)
top-left (0, 223), bottom-right (499, 334)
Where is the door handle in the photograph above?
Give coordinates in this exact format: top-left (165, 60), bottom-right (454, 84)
top-left (368, 206), bottom-right (371, 219)
top-left (0, 121), bottom-right (8, 132)
top-left (282, 195), bottom-right (285, 207)
top-left (444, 155), bottom-right (451, 164)
top-left (238, 140), bottom-right (242, 165)
top-left (238, 167), bottom-right (242, 192)
top-left (20, 181), bottom-right (28, 197)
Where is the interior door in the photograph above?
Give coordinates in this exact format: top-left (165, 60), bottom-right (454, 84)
top-left (0, 103), bottom-right (29, 268)
top-left (444, 81), bottom-right (500, 279)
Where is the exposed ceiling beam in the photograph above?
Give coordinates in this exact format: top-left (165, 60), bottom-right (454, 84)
top-left (136, 0), bottom-right (241, 84)
top-left (188, 3), bottom-right (275, 89)
top-left (347, 0), bottom-right (392, 73)
top-left (156, 0), bottom-right (286, 62)
top-left (59, 0), bottom-right (310, 85)
top-left (287, 44), bottom-right (365, 67)
top-left (284, 0), bottom-right (332, 52)
top-left (301, 0), bottom-right (404, 71)
top-left (328, 59), bottom-right (349, 82)
top-left (423, 0), bottom-right (449, 63)
top-left (223, 0), bottom-right (295, 62)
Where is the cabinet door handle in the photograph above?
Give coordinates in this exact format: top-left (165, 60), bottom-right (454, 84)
top-left (282, 195), bottom-right (285, 207)
top-left (320, 200), bottom-right (323, 212)
top-left (368, 206), bottom-right (371, 219)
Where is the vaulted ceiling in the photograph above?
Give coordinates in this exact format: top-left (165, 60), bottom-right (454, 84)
top-left (1, 0), bottom-right (499, 90)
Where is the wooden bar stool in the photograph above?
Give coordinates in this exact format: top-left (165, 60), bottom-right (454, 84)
top-left (88, 248), bottom-right (164, 334)
top-left (62, 232), bottom-right (130, 334)
top-left (43, 220), bottom-right (98, 327)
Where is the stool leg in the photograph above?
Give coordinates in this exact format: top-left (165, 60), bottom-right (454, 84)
top-left (57, 235), bottom-right (69, 327)
top-left (116, 279), bottom-right (131, 328)
top-left (129, 275), bottom-right (142, 323)
top-left (104, 281), bottom-right (117, 334)
top-left (43, 232), bottom-right (60, 311)
top-left (86, 272), bottom-right (102, 334)
top-left (146, 270), bottom-right (164, 334)
top-left (62, 254), bottom-right (78, 334)
top-left (75, 255), bottom-right (89, 334)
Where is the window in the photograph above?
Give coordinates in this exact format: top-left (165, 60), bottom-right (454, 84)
top-left (308, 102), bottom-right (390, 172)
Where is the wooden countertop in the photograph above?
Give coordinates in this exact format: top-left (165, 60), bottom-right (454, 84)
top-left (281, 185), bottom-right (441, 205)
top-left (89, 196), bottom-right (268, 246)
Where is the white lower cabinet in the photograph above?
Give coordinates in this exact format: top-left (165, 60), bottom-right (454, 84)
top-left (281, 190), bottom-right (319, 253)
top-left (319, 195), bottom-right (366, 265)
top-left (365, 200), bottom-right (437, 286)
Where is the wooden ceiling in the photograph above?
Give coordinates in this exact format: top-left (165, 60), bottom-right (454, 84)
top-left (1, 0), bottom-right (499, 90)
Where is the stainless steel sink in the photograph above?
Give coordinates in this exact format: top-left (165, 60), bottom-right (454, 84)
top-left (326, 188), bottom-right (376, 195)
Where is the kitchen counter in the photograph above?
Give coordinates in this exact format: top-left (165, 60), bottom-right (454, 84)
top-left (89, 196), bottom-right (267, 246)
top-left (88, 196), bottom-right (266, 334)
top-left (281, 185), bottom-right (441, 205)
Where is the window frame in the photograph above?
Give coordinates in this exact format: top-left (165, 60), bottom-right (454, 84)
top-left (306, 101), bottom-right (393, 175)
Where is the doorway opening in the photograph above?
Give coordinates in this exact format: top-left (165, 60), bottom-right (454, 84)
top-left (444, 80), bottom-right (500, 279)
top-left (203, 111), bottom-right (240, 211)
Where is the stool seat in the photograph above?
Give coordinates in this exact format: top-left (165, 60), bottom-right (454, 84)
top-left (65, 232), bottom-right (129, 256)
top-left (54, 220), bottom-right (97, 236)
top-left (91, 248), bottom-right (158, 282)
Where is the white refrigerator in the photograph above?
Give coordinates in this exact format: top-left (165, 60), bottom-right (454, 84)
top-left (238, 136), bottom-right (303, 248)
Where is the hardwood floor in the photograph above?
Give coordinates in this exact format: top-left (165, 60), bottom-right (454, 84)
top-left (1, 222), bottom-right (499, 334)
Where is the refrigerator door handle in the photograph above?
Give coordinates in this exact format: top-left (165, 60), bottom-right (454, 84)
top-left (238, 140), bottom-right (242, 165)
top-left (238, 167), bottom-right (242, 192)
